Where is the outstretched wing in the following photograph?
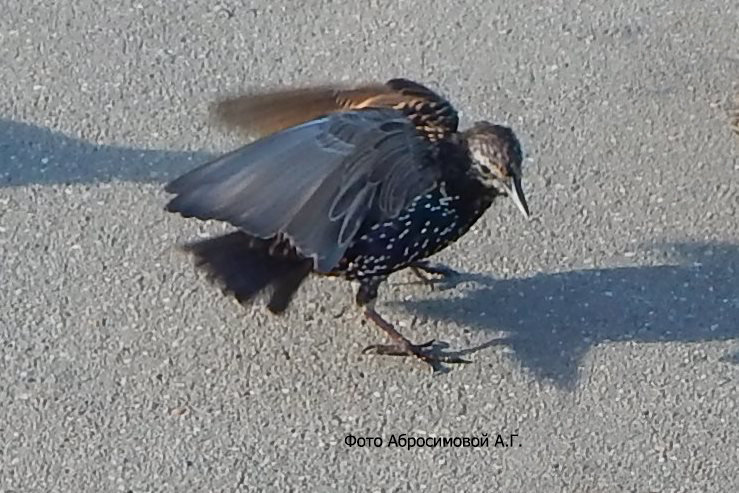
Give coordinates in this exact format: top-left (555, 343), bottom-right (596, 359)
top-left (165, 108), bottom-right (441, 272)
top-left (213, 78), bottom-right (459, 142)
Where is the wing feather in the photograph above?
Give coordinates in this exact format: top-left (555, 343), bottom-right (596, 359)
top-left (165, 108), bottom-right (439, 272)
top-left (212, 78), bottom-right (459, 139)
top-left (212, 83), bottom-right (392, 137)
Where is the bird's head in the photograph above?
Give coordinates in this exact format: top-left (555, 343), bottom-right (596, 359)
top-left (465, 121), bottom-right (530, 219)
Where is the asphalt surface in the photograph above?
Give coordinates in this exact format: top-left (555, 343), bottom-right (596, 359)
top-left (2, 1), bottom-right (738, 491)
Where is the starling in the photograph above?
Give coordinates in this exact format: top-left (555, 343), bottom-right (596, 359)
top-left (164, 78), bottom-right (530, 368)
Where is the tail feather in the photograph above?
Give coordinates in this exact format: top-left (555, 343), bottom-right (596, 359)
top-left (267, 260), bottom-right (313, 313)
top-left (180, 231), bottom-right (311, 313)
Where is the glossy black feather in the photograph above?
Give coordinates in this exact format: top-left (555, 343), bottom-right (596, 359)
top-left (165, 108), bottom-right (439, 272)
top-left (181, 231), bottom-right (311, 314)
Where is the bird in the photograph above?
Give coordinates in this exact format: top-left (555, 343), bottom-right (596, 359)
top-left (163, 77), bottom-right (530, 369)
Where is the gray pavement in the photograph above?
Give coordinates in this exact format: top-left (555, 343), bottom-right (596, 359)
top-left (1, 1), bottom-right (738, 491)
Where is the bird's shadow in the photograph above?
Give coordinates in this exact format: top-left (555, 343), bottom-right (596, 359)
top-left (394, 242), bottom-right (739, 386)
top-left (0, 118), bottom-right (212, 187)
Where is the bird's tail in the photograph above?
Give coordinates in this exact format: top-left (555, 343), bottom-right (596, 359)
top-left (180, 231), bottom-right (312, 313)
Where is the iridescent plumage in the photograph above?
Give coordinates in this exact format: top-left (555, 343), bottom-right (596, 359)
top-left (165, 78), bottom-right (530, 369)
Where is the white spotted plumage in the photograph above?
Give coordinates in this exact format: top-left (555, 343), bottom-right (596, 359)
top-left (337, 187), bottom-right (487, 282)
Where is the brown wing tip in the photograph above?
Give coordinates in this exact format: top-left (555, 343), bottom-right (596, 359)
top-left (210, 97), bottom-right (237, 122)
top-left (208, 81), bottom-right (394, 136)
top-left (208, 93), bottom-right (265, 134)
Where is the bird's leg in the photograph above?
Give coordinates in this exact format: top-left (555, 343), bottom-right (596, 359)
top-left (356, 277), bottom-right (469, 368)
top-left (408, 260), bottom-right (460, 288)
top-left (362, 304), bottom-right (470, 366)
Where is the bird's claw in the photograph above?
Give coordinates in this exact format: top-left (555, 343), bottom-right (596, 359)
top-left (362, 339), bottom-right (471, 366)
top-left (361, 306), bottom-right (470, 370)
top-left (409, 261), bottom-right (460, 289)
top-left (362, 338), bottom-right (435, 355)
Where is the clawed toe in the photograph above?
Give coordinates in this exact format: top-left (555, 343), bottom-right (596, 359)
top-left (361, 339), bottom-right (470, 366)
top-left (362, 339), bottom-right (433, 355)
top-left (361, 306), bottom-right (470, 370)
top-left (409, 261), bottom-right (460, 289)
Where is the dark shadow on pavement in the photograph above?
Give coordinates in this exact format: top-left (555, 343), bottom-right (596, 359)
top-left (396, 242), bottom-right (739, 387)
top-left (0, 118), bottom-right (212, 187)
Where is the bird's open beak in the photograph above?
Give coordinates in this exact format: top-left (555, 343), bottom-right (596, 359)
top-left (503, 176), bottom-right (530, 219)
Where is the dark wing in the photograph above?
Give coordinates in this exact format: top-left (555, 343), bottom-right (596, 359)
top-left (165, 108), bottom-right (441, 273)
top-left (213, 78), bottom-right (459, 141)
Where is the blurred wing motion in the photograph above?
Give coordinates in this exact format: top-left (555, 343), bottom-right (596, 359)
top-left (165, 108), bottom-right (441, 272)
top-left (213, 78), bottom-right (460, 141)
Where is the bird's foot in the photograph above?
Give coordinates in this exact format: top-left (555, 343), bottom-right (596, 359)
top-left (362, 306), bottom-right (470, 370)
top-left (408, 260), bottom-right (460, 289)
top-left (362, 339), bottom-right (470, 365)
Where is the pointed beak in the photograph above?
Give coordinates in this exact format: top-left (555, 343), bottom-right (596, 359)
top-left (503, 176), bottom-right (530, 219)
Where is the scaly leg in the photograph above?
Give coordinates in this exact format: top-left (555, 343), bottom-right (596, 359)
top-left (356, 276), bottom-right (470, 368)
